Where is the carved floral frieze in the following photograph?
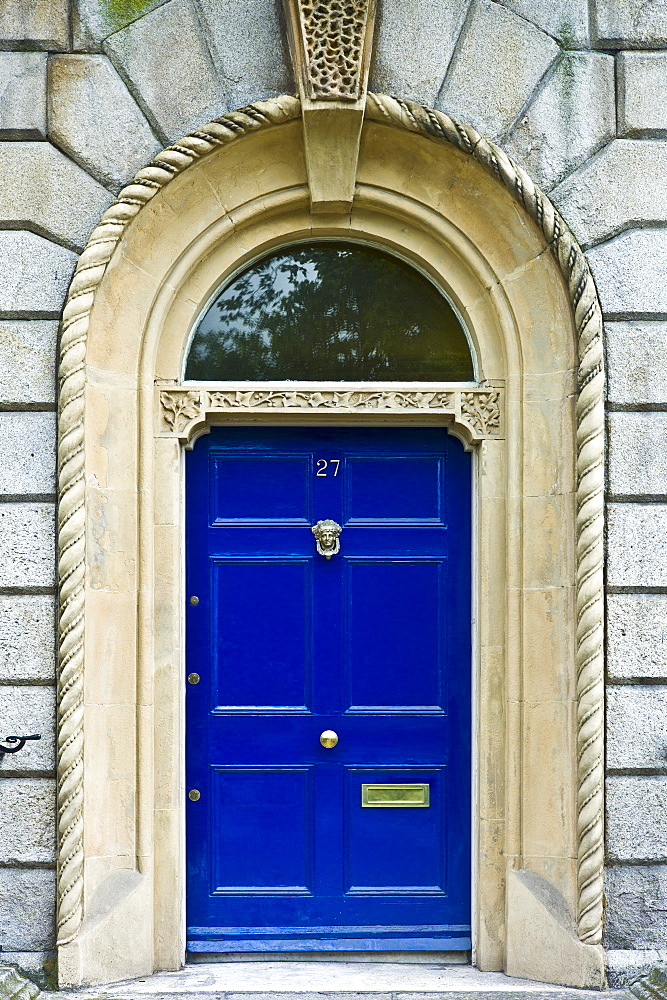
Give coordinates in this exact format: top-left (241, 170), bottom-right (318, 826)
top-left (159, 385), bottom-right (503, 445)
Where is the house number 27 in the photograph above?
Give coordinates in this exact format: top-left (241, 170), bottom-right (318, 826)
top-left (316, 459), bottom-right (340, 477)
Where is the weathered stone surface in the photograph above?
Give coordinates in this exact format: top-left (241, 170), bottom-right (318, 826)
top-left (586, 230), bottom-right (667, 315)
top-left (48, 55), bottom-right (161, 191)
top-left (0, 965), bottom-right (40, 1000)
top-left (0, 686), bottom-right (55, 772)
top-left (594, 1), bottom-right (667, 48)
top-left (607, 687), bottom-right (667, 771)
top-left (0, 868), bottom-right (55, 951)
top-left (0, 412), bottom-right (55, 496)
top-left (196, 0), bottom-right (292, 110)
top-left (0, 2), bottom-right (68, 50)
top-left (0, 53), bottom-right (47, 139)
top-left (0, 504), bottom-right (55, 589)
top-left (605, 865), bottom-right (667, 949)
top-left (607, 950), bottom-right (667, 990)
top-left (498, 0), bottom-right (589, 46)
top-left (504, 52), bottom-right (614, 191)
top-left (608, 412), bottom-right (667, 497)
top-left (551, 140), bottom-right (667, 249)
top-left (607, 778), bottom-right (667, 862)
top-left (0, 233), bottom-right (77, 316)
top-left (370, 0), bottom-right (470, 107)
top-left (104, 0), bottom-right (223, 144)
top-left (607, 322), bottom-right (667, 404)
top-left (618, 52), bottom-right (667, 137)
top-left (0, 321), bottom-right (56, 404)
top-left (0, 779), bottom-right (56, 864)
top-left (0, 143), bottom-right (111, 251)
top-left (608, 594), bottom-right (667, 681)
top-left (437, 0), bottom-right (559, 139)
top-left (0, 595), bottom-right (55, 683)
top-left (73, 0), bottom-right (165, 48)
top-left (607, 503), bottom-right (667, 588)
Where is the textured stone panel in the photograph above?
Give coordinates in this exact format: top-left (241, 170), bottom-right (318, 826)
top-left (196, 0), bottom-right (292, 110)
top-left (0, 504), bottom-right (55, 589)
top-left (0, 595), bottom-right (55, 683)
top-left (586, 230), bottom-right (667, 315)
top-left (0, 2), bottom-right (68, 50)
top-left (0, 868), bottom-right (55, 951)
top-left (618, 52), bottom-right (667, 137)
top-left (606, 322), bottom-right (667, 405)
top-left (551, 140), bottom-right (667, 249)
top-left (498, 0), bottom-right (589, 46)
top-left (0, 953), bottom-right (52, 977)
top-left (594, 1), bottom-right (667, 48)
top-left (48, 55), bottom-right (161, 191)
top-left (607, 687), bottom-right (667, 772)
top-left (605, 865), bottom-right (667, 949)
top-left (437, 0), bottom-right (559, 139)
top-left (73, 0), bottom-right (165, 48)
top-left (504, 52), bottom-right (614, 191)
top-left (607, 778), bottom-right (667, 863)
top-left (370, 0), bottom-right (470, 107)
top-left (607, 503), bottom-right (667, 588)
top-left (104, 0), bottom-right (222, 144)
top-left (0, 779), bottom-right (56, 864)
top-left (0, 233), bottom-right (77, 316)
top-left (0, 412), bottom-right (56, 496)
top-left (0, 52), bottom-right (47, 139)
top-left (0, 143), bottom-right (112, 251)
top-left (608, 594), bottom-right (667, 681)
top-left (608, 412), bottom-right (667, 497)
top-left (0, 686), bottom-right (55, 771)
top-left (0, 320), bottom-right (57, 404)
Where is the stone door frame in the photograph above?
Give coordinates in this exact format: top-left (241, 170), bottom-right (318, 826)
top-left (55, 96), bottom-right (605, 988)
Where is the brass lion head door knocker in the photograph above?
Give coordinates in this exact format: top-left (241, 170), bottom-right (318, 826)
top-left (312, 519), bottom-right (342, 559)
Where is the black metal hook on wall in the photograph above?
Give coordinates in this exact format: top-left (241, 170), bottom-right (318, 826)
top-left (0, 735), bottom-right (41, 754)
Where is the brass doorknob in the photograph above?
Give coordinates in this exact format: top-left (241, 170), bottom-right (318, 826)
top-left (320, 730), bottom-right (338, 748)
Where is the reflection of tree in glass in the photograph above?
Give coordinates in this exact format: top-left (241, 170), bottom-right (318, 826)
top-left (185, 243), bottom-right (474, 381)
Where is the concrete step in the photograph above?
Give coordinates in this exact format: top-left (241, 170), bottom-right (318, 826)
top-left (48, 962), bottom-right (627, 1000)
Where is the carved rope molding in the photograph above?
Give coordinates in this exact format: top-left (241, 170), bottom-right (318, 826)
top-left (159, 387), bottom-right (503, 445)
top-left (57, 93), bottom-right (604, 948)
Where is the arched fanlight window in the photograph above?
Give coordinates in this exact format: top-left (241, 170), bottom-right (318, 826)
top-left (185, 242), bottom-right (474, 381)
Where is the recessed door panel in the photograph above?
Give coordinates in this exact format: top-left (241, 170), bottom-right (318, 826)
top-left (345, 456), bottom-right (442, 522)
top-left (210, 453), bottom-right (311, 523)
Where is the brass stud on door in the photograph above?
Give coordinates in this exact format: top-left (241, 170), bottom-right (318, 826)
top-left (189, 596), bottom-right (199, 606)
top-left (320, 730), bottom-right (338, 748)
top-left (188, 789), bottom-right (201, 801)
top-left (188, 673), bottom-right (200, 685)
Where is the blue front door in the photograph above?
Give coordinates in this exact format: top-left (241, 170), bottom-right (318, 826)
top-left (186, 426), bottom-right (471, 954)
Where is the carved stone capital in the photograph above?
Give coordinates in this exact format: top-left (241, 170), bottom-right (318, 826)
top-left (159, 384), bottom-right (504, 449)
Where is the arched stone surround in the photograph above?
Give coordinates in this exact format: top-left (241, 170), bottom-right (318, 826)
top-left (56, 96), bottom-right (605, 987)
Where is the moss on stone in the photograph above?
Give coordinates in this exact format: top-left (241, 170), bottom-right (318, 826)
top-left (99, 0), bottom-right (162, 32)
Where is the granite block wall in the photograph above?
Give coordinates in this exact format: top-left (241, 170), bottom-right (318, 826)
top-left (0, 0), bottom-right (665, 983)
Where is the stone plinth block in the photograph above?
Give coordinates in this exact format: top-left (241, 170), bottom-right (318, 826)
top-left (370, 0), bottom-right (470, 107)
top-left (608, 594), bottom-right (667, 681)
top-left (0, 411), bottom-right (56, 496)
top-left (0, 594), bottom-right (55, 683)
top-left (552, 140), bottom-right (667, 249)
top-left (0, 53), bottom-right (47, 139)
top-left (73, 0), bottom-right (165, 48)
top-left (104, 0), bottom-right (222, 144)
top-left (0, 142), bottom-right (111, 251)
top-left (0, 685), bottom-right (55, 771)
top-left (505, 52), bottom-right (614, 191)
top-left (606, 321), bottom-right (667, 404)
top-left (605, 865), bottom-right (667, 949)
top-left (0, 2), bottom-right (68, 50)
top-left (586, 229), bottom-right (667, 315)
top-left (438, 0), bottom-right (559, 139)
top-left (0, 232), bottom-right (77, 316)
top-left (607, 777), bottom-right (667, 862)
top-left (196, 0), bottom-right (292, 110)
top-left (607, 687), bottom-right (667, 771)
top-left (48, 55), bottom-right (161, 191)
top-left (608, 411), bottom-right (667, 497)
top-left (607, 503), bottom-right (667, 588)
top-left (0, 868), bottom-right (55, 950)
top-left (0, 779), bottom-right (56, 864)
top-left (0, 503), bottom-right (55, 589)
top-left (618, 52), bottom-right (667, 137)
top-left (594, 0), bottom-right (667, 48)
top-left (498, 0), bottom-right (589, 46)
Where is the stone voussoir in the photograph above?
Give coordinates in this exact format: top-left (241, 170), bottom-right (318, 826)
top-left (618, 51), bottom-right (667, 137)
top-left (0, 53), bottom-right (47, 140)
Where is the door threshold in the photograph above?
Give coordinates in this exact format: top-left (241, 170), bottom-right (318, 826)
top-left (187, 952), bottom-right (470, 965)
